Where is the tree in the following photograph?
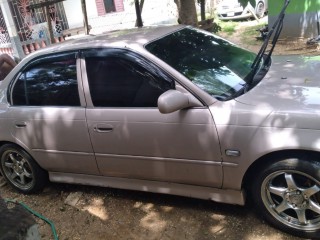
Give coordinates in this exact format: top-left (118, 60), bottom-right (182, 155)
top-left (174, 0), bottom-right (198, 26)
top-left (81, 0), bottom-right (89, 34)
top-left (199, 0), bottom-right (206, 21)
top-left (135, 0), bottom-right (144, 27)
top-left (135, 0), bottom-right (143, 27)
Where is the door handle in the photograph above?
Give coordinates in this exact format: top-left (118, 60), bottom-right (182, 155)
top-left (15, 121), bottom-right (27, 128)
top-left (93, 124), bottom-right (113, 133)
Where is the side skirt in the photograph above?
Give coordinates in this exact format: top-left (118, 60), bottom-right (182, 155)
top-left (49, 172), bottom-right (245, 205)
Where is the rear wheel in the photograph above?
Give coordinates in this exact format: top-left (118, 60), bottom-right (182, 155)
top-left (251, 158), bottom-right (320, 239)
top-left (255, 1), bottom-right (265, 18)
top-left (0, 144), bottom-right (48, 193)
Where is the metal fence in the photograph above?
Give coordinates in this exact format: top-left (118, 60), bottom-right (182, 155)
top-left (0, 6), bottom-right (14, 56)
top-left (9, 0), bottom-right (69, 54)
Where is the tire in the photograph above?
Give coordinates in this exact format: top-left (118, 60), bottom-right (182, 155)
top-left (251, 158), bottom-right (320, 239)
top-left (255, 1), bottom-right (265, 19)
top-left (0, 144), bottom-right (48, 193)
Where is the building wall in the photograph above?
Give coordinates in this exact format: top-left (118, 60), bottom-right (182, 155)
top-left (268, 0), bottom-right (320, 39)
top-left (63, 0), bottom-right (177, 34)
top-left (63, 0), bottom-right (123, 28)
top-left (63, 0), bottom-right (102, 28)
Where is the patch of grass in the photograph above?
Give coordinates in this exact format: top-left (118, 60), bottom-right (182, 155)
top-left (240, 23), bottom-right (266, 45)
top-left (219, 21), bottom-right (238, 35)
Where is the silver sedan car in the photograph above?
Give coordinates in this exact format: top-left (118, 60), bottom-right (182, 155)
top-left (0, 25), bottom-right (319, 238)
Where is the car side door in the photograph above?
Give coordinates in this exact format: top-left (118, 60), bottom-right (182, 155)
top-left (82, 48), bottom-right (223, 188)
top-left (7, 52), bottom-right (99, 175)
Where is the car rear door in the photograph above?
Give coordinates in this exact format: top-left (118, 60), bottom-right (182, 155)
top-left (82, 48), bottom-right (223, 188)
top-left (7, 52), bottom-right (99, 175)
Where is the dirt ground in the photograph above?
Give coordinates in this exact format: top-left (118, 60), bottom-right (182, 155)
top-left (0, 19), bottom-right (319, 240)
top-left (0, 182), bottom-right (304, 240)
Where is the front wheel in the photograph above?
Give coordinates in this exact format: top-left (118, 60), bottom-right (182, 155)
top-left (251, 158), bottom-right (320, 239)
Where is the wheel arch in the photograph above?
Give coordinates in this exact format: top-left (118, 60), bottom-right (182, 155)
top-left (0, 141), bottom-right (21, 150)
top-left (0, 141), bottom-right (48, 193)
top-left (242, 149), bottom-right (320, 191)
top-left (0, 141), bottom-right (46, 170)
top-left (0, 141), bottom-right (31, 154)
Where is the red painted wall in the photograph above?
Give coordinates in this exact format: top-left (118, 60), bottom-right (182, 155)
top-left (114, 0), bottom-right (124, 12)
top-left (95, 0), bottom-right (106, 16)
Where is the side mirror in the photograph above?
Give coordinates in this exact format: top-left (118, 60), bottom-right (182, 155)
top-left (158, 90), bottom-right (202, 114)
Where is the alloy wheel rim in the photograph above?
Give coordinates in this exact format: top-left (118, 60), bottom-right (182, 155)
top-left (1, 150), bottom-right (34, 190)
top-left (261, 170), bottom-right (320, 231)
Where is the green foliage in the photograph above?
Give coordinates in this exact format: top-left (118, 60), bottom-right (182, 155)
top-left (220, 21), bottom-right (237, 35)
top-left (212, 22), bottom-right (222, 33)
top-left (240, 23), bottom-right (266, 45)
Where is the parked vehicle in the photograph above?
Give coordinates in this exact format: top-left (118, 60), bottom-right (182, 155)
top-left (0, 0), bottom-right (319, 238)
top-left (217, 0), bottom-right (268, 20)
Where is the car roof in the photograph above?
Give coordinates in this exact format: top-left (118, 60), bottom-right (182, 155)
top-left (4, 24), bottom-right (216, 107)
top-left (27, 25), bottom-right (185, 58)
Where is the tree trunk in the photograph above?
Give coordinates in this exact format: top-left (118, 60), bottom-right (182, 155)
top-left (135, 0), bottom-right (143, 27)
top-left (174, 0), bottom-right (198, 26)
top-left (135, 0), bottom-right (145, 27)
top-left (200, 0), bottom-right (206, 21)
top-left (81, 0), bottom-right (89, 35)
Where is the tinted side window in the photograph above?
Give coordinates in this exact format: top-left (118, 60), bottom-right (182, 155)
top-left (11, 54), bottom-right (80, 106)
top-left (85, 55), bottom-right (173, 107)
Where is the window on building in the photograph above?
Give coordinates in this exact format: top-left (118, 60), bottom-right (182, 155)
top-left (104, 0), bottom-right (115, 12)
top-left (95, 0), bottom-right (124, 16)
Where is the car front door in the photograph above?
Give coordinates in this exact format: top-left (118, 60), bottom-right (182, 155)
top-left (8, 52), bottom-right (99, 175)
top-left (82, 49), bottom-right (222, 187)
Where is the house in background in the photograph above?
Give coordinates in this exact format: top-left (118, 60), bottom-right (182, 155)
top-left (63, 0), bottom-right (125, 29)
top-left (63, 0), bottom-right (177, 34)
top-left (268, 0), bottom-right (320, 39)
top-left (0, 0), bottom-right (70, 58)
top-left (0, 0), bottom-right (177, 59)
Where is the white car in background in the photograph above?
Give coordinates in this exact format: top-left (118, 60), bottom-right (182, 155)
top-left (217, 0), bottom-right (268, 20)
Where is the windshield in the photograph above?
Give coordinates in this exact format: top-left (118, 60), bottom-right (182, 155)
top-left (145, 27), bottom-right (257, 100)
